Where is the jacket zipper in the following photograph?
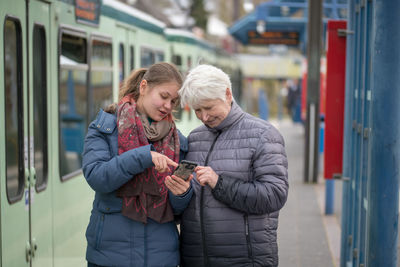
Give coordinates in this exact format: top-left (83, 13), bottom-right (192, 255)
top-left (244, 215), bottom-right (253, 259)
top-left (201, 130), bottom-right (222, 267)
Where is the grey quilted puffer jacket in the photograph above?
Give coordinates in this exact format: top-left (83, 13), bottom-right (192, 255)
top-left (180, 102), bottom-right (288, 267)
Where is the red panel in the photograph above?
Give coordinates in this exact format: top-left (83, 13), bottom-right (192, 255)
top-left (324, 20), bottom-right (347, 179)
top-left (320, 66), bottom-right (326, 116)
top-left (301, 72), bottom-right (307, 121)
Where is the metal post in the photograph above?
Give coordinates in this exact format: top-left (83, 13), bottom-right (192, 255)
top-left (367, 1), bottom-right (400, 266)
top-left (304, 0), bottom-right (323, 183)
top-left (340, 0), bottom-right (355, 265)
top-left (232, 0), bottom-right (240, 53)
top-left (325, 179), bottom-right (334, 214)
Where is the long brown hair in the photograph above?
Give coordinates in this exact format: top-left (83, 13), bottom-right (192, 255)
top-left (119, 62), bottom-right (183, 101)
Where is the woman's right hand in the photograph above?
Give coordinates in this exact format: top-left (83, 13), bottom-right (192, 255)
top-left (150, 151), bottom-right (178, 173)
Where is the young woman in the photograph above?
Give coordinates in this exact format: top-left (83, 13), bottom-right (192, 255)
top-left (82, 62), bottom-right (192, 267)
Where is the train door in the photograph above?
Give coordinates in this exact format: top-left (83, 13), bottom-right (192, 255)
top-left (27, 1), bottom-right (52, 266)
top-left (0, 0), bottom-right (30, 266)
top-left (0, 0), bottom-right (52, 266)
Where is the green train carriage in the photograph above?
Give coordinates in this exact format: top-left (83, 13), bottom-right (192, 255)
top-left (0, 0), bottom-right (241, 266)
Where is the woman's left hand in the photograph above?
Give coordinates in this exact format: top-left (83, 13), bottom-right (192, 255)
top-left (165, 174), bottom-right (192, 196)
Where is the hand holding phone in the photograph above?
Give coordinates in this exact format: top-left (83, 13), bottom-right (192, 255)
top-left (173, 160), bottom-right (198, 180)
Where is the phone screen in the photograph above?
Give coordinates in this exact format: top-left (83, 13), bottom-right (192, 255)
top-left (173, 160), bottom-right (198, 180)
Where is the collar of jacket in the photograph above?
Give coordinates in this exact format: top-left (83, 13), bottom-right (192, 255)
top-left (95, 109), bottom-right (117, 134)
top-left (208, 101), bottom-right (245, 133)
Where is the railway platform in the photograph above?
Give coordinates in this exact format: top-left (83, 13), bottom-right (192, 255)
top-left (274, 119), bottom-right (341, 267)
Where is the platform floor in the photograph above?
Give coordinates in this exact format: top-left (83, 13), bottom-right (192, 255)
top-left (274, 120), bottom-right (341, 267)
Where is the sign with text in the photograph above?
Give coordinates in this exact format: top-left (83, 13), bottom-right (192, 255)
top-left (75, 0), bottom-right (101, 26)
top-left (247, 30), bottom-right (299, 46)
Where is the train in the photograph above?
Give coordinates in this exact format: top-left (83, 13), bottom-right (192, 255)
top-left (0, 0), bottom-right (242, 266)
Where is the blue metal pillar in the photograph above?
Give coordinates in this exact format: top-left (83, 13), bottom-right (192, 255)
top-left (325, 179), bottom-right (334, 214)
top-left (367, 1), bottom-right (400, 266)
top-left (340, 0), bottom-right (355, 265)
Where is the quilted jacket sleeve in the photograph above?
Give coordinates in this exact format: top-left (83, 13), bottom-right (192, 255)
top-left (82, 122), bottom-right (154, 194)
top-left (167, 130), bottom-right (193, 215)
top-left (212, 127), bottom-right (289, 215)
top-left (168, 187), bottom-right (193, 215)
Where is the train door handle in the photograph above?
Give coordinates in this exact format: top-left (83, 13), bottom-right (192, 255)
top-left (30, 167), bottom-right (37, 186)
top-left (25, 169), bottom-right (30, 188)
top-left (25, 241), bottom-right (31, 262)
top-left (31, 238), bottom-right (38, 258)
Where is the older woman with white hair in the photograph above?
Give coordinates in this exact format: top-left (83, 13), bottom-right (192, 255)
top-left (177, 64), bottom-right (289, 267)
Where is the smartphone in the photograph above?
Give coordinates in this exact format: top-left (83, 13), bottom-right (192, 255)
top-left (173, 160), bottom-right (198, 181)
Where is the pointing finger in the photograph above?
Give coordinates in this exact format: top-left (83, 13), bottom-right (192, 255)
top-left (166, 157), bottom-right (178, 167)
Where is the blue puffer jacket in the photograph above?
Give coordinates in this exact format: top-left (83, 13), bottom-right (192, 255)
top-left (82, 109), bottom-right (193, 267)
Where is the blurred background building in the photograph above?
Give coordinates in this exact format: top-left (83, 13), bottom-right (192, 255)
top-left (118, 0), bottom-right (304, 120)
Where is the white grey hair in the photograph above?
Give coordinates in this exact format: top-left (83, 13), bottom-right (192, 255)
top-left (179, 64), bottom-right (232, 108)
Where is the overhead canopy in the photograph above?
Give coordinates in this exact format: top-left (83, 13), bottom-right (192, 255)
top-left (229, 0), bottom-right (347, 49)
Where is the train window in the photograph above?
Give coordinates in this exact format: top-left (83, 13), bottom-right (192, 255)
top-left (187, 56), bottom-right (192, 69)
top-left (140, 47), bottom-right (155, 67)
top-left (130, 45), bottom-right (134, 71)
top-left (172, 55), bottom-right (182, 66)
top-left (59, 31), bottom-right (88, 179)
top-left (60, 32), bottom-right (86, 64)
top-left (197, 56), bottom-right (205, 65)
top-left (33, 25), bottom-right (48, 192)
top-left (119, 43), bottom-right (124, 84)
top-left (90, 38), bottom-right (113, 122)
top-left (4, 18), bottom-right (24, 203)
top-left (155, 52), bottom-right (164, 62)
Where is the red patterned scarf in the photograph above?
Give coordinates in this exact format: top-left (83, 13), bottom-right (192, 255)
top-left (116, 95), bottom-right (180, 223)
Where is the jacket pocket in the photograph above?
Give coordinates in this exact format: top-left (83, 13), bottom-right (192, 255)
top-left (243, 215), bottom-right (253, 259)
top-left (95, 213), bottom-right (105, 249)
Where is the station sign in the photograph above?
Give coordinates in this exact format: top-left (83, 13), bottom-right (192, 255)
top-left (75, 0), bottom-right (101, 27)
top-left (247, 30), bottom-right (299, 46)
